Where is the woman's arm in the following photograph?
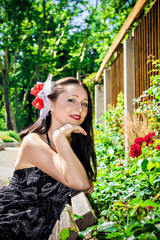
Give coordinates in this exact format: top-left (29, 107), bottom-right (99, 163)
top-left (18, 124), bottom-right (90, 191)
top-left (52, 124), bottom-right (90, 191)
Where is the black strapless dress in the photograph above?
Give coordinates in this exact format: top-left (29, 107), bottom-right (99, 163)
top-left (0, 167), bottom-right (77, 240)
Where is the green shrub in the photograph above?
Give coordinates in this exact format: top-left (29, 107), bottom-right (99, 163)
top-left (87, 134), bottom-right (160, 239)
top-left (0, 131), bottom-right (20, 142)
top-left (8, 130), bottom-right (20, 142)
top-left (0, 106), bottom-right (7, 131)
top-left (87, 90), bottom-right (160, 239)
top-left (94, 92), bottom-right (125, 164)
top-left (0, 133), bottom-right (14, 142)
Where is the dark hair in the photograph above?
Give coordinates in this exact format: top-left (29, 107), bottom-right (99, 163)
top-left (20, 77), bottom-right (97, 181)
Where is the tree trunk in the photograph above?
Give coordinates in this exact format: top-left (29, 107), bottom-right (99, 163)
top-left (21, 0), bottom-right (46, 112)
top-left (10, 103), bottom-right (17, 132)
top-left (14, 85), bottom-right (19, 131)
top-left (2, 70), bottom-right (13, 130)
top-left (0, 48), bottom-right (17, 131)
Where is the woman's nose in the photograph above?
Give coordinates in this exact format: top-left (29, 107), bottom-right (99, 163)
top-left (76, 102), bottom-right (83, 112)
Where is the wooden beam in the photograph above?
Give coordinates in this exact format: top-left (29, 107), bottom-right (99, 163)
top-left (95, 0), bottom-right (150, 81)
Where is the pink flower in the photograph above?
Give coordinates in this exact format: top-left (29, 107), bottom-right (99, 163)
top-left (130, 144), bottom-right (142, 158)
top-left (134, 137), bottom-right (144, 146)
top-left (143, 132), bottom-right (155, 146)
top-left (156, 145), bottom-right (160, 150)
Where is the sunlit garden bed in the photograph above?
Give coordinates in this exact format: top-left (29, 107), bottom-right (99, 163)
top-left (0, 131), bottom-right (20, 149)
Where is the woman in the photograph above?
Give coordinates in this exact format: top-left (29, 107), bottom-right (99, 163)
top-left (0, 75), bottom-right (97, 240)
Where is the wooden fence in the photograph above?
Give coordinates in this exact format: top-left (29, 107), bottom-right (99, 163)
top-left (134, 0), bottom-right (160, 100)
top-left (109, 0), bottom-right (160, 105)
top-left (110, 50), bottom-right (124, 106)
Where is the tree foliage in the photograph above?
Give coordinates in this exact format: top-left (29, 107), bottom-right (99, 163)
top-left (0, 0), bottom-right (137, 131)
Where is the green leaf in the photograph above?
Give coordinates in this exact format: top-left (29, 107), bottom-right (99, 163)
top-left (104, 231), bottom-right (123, 238)
top-left (147, 161), bottom-right (155, 171)
top-left (142, 200), bottom-right (160, 208)
top-left (59, 228), bottom-right (70, 240)
top-left (97, 221), bottom-right (115, 231)
top-left (151, 157), bottom-right (160, 163)
top-left (142, 147), bottom-right (148, 154)
top-left (73, 214), bottom-right (84, 220)
top-left (129, 198), bottom-right (143, 206)
top-left (79, 225), bottom-right (95, 237)
top-left (149, 173), bottom-right (155, 186)
top-left (134, 229), bottom-right (145, 237)
top-left (114, 202), bottom-right (127, 207)
top-left (141, 159), bottom-right (149, 172)
top-left (144, 223), bottom-right (158, 233)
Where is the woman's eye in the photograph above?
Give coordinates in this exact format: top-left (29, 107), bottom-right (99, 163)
top-left (68, 99), bottom-right (75, 103)
top-left (82, 102), bottom-right (88, 107)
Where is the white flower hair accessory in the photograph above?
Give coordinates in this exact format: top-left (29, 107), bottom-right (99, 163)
top-left (30, 74), bottom-right (54, 119)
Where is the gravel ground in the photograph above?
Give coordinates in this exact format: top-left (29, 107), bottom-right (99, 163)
top-left (0, 147), bottom-right (19, 188)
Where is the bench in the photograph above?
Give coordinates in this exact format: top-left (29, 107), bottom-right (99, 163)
top-left (49, 192), bottom-right (97, 240)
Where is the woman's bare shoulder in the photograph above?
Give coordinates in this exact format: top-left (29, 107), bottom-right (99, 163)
top-left (15, 132), bottom-right (59, 173)
top-left (21, 132), bottom-right (49, 151)
top-left (15, 133), bottom-right (47, 168)
top-left (22, 132), bottom-right (43, 146)
top-left (17, 133), bottom-right (62, 181)
top-left (17, 133), bottom-right (50, 164)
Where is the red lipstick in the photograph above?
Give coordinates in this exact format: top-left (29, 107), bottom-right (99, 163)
top-left (70, 115), bottom-right (81, 120)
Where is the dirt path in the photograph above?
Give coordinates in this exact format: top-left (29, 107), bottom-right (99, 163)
top-left (0, 147), bottom-right (19, 187)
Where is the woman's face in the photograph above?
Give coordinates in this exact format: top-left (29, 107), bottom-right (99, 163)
top-left (51, 84), bottom-right (88, 128)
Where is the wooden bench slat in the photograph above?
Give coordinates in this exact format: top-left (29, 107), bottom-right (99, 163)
top-left (49, 192), bottom-right (97, 239)
top-left (71, 192), bottom-right (97, 231)
top-left (49, 204), bottom-right (79, 240)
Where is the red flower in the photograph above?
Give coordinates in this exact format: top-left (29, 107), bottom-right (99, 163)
top-left (30, 83), bottom-right (44, 97)
top-left (134, 137), bottom-right (144, 146)
top-left (118, 159), bottom-right (124, 166)
top-left (143, 132), bottom-right (155, 146)
top-left (151, 131), bottom-right (155, 136)
top-left (118, 163), bottom-right (123, 166)
top-left (130, 144), bottom-right (142, 158)
top-left (32, 98), bottom-right (44, 110)
top-left (156, 145), bottom-right (160, 150)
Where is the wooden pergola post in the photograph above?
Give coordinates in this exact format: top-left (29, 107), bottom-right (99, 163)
top-left (95, 84), bottom-right (104, 123)
top-left (104, 68), bottom-right (111, 112)
top-left (123, 38), bottom-right (135, 153)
